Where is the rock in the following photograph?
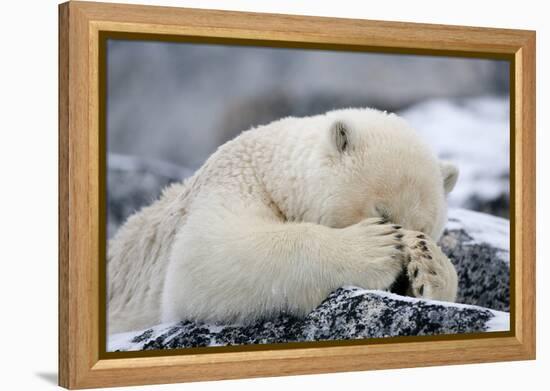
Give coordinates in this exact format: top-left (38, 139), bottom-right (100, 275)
top-left (465, 192), bottom-right (510, 219)
top-left (108, 287), bottom-right (508, 351)
top-left (107, 153), bottom-right (193, 238)
top-left (441, 208), bottom-right (510, 312)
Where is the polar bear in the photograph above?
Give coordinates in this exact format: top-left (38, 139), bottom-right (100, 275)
top-left (107, 108), bottom-right (459, 335)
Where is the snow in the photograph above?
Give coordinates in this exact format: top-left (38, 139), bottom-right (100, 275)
top-left (485, 311), bottom-right (511, 332)
top-left (447, 208), bottom-right (510, 263)
top-left (107, 329), bottom-right (148, 352)
top-left (400, 96), bottom-right (509, 207)
top-left (107, 320), bottom-right (244, 351)
top-left (108, 152), bottom-right (194, 180)
top-left (107, 323), bottom-right (176, 352)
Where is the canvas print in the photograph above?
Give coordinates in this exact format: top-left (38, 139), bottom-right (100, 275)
top-left (105, 39), bottom-right (510, 352)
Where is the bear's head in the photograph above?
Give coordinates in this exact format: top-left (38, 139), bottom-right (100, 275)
top-left (293, 108), bottom-right (458, 240)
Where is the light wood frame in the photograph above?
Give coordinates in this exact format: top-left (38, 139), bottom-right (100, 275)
top-left (59, 1), bottom-right (536, 389)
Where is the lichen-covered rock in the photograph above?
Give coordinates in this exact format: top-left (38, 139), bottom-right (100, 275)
top-left (108, 287), bottom-right (508, 351)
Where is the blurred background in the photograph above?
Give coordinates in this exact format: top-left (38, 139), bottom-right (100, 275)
top-left (107, 39), bottom-right (510, 238)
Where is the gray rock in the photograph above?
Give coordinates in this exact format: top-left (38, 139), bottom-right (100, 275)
top-left (440, 209), bottom-right (510, 312)
top-left (107, 153), bottom-right (193, 238)
top-left (108, 287), bottom-right (508, 351)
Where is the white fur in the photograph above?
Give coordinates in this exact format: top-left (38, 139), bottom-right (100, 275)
top-left (107, 108), bottom-right (459, 334)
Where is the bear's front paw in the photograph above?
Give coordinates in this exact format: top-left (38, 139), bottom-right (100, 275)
top-left (339, 217), bottom-right (408, 290)
top-left (402, 231), bottom-right (458, 302)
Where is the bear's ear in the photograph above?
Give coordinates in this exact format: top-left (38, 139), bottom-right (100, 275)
top-left (440, 161), bottom-right (459, 194)
top-left (330, 121), bottom-right (350, 153)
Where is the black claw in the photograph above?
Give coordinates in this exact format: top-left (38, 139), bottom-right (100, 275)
top-left (393, 225), bottom-right (402, 229)
top-left (413, 269), bottom-right (418, 278)
top-left (395, 233), bottom-right (404, 239)
top-left (416, 234), bottom-right (425, 239)
top-left (430, 269), bottom-right (437, 275)
top-left (418, 285), bottom-right (424, 296)
top-left (425, 254), bottom-right (432, 260)
top-left (394, 244), bottom-right (404, 251)
top-left (419, 240), bottom-right (427, 246)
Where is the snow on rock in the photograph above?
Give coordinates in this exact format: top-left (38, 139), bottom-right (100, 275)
top-left (108, 287), bottom-right (508, 352)
top-left (441, 208), bottom-right (509, 312)
top-left (446, 208), bottom-right (510, 262)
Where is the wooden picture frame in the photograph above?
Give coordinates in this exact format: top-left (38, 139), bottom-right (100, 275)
top-left (58, 1), bottom-right (536, 388)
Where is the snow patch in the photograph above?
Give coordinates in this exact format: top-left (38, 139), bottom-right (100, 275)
top-left (108, 152), bottom-right (194, 180)
top-left (485, 311), bottom-right (510, 332)
top-left (401, 96), bottom-right (509, 207)
top-left (447, 208), bottom-right (510, 263)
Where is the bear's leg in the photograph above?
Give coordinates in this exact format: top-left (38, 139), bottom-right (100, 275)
top-left (161, 208), bottom-right (407, 324)
top-left (402, 230), bottom-right (458, 302)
